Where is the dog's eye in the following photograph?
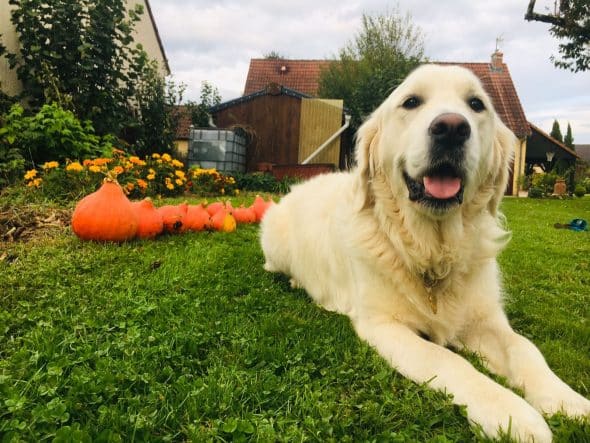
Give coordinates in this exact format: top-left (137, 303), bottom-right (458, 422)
top-left (468, 97), bottom-right (485, 112)
top-left (402, 96), bottom-right (421, 110)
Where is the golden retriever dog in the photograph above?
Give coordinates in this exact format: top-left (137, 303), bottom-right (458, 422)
top-left (260, 64), bottom-right (590, 442)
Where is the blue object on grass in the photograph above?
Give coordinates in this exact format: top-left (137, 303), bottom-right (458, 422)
top-left (568, 219), bottom-right (587, 232)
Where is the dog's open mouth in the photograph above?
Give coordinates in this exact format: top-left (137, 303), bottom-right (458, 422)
top-left (403, 163), bottom-right (464, 209)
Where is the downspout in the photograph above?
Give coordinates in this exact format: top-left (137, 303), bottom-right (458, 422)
top-left (301, 114), bottom-right (351, 165)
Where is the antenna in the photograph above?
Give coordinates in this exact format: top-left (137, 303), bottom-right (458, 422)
top-left (495, 34), bottom-right (504, 52)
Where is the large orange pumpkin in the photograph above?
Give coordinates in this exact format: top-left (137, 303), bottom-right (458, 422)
top-left (131, 198), bottom-right (164, 239)
top-left (71, 177), bottom-right (138, 242)
top-left (184, 203), bottom-right (211, 231)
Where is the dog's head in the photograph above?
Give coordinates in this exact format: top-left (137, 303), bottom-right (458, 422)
top-left (355, 64), bottom-right (516, 218)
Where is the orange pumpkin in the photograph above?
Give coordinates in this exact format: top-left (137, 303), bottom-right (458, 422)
top-left (158, 202), bottom-right (188, 233)
top-left (131, 198), bottom-right (164, 239)
top-left (184, 203), bottom-right (211, 231)
top-left (71, 177), bottom-right (138, 242)
top-left (233, 206), bottom-right (257, 224)
top-left (210, 208), bottom-right (237, 232)
top-left (206, 201), bottom-right (226, 216)
top-left (252, 195), bottom-right (274, 222)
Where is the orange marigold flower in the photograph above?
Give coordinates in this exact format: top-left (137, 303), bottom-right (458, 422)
top-left (66, 162), bottom-right (84, 172)
top-left (83, 159), bottom-right (93, 166)
top-left (137, 179), bottom-right (148, 189)
top-left (152, 153), bottom-right (161, 159)
top-left (93, 158), bottom-right (111, 166)
top-left (24, 169), bottom-right (38, 180)
top-left (112, 166), bottom-right (125, 175)
top-left (175, 178), bottom-right (183, 186)
top-left (88, 165), bottom-right (102, 173)
top-left (166, 183), bottom-right (175, 190)
top-left (172, 159), bottom-right (184, 168)
top-left (161, 153), bottom-right (172, 162)
top-left (42, 161), bottom-right (59, 170)
top-left (126, 182), bottom-right (135, 191)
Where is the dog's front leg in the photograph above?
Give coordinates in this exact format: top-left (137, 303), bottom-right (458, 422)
top-left (354, 318), bottom-right (552, 442)
top-left (462, 311), bottom-right (590, 419)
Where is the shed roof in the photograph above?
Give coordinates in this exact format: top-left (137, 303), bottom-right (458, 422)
top-left (211, 83), bottom-right (311, 113)
top-left (244, 59), bottom-right (333, 97)
top-left (243, 56), bottom-right (531, 139)
top-left (528, 122), bottom-right (579, 162)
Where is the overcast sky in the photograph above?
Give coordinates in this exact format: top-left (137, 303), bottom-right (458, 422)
top-left (148, 0), bottom-right (590, 143)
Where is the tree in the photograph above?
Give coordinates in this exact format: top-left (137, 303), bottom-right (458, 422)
top-left (185, 81), bottom-right (222, 128)
top-left (0, 0), bottom-right (151, 136)
top-left (0, 0), bottom-right (183, 156)
top-left (264, 51), bottom-right (288, 59)
top-left (550, 119), bottom-right (564, 142)
top-left (564, 122), bottom-right (575, 149)
top-left (318, 8), bottom-right (425, 130)
top-left (525, 0), bottom-right (590, 72)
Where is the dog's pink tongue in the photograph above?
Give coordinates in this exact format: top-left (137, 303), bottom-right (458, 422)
top-left (423, 176), bottom-right (461, 199)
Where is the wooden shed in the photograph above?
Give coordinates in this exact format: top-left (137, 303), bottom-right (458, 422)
top-left (210, 83), bottom-right (349, 174)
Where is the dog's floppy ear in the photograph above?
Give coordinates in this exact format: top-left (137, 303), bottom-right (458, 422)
top-left (353, 113), bottom-right (381, 210)
top-left (488, 119), bottom-right (516, 216)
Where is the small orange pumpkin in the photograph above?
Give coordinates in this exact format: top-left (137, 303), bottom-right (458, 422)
top-left (206, 201), bottom-right (226, 217)
top-left (233, 206), bottom-right (257, 224)
top-left (71, 177), bottom-right (138, 242)
top-left (158, 202), bottom-right (188, 233)
top-left (184, 203), bottom-right (211, 231)
top-left (210, 208), bottom-right (237, 232)
top-left (252, 195), bottom-right (274, 222)
top-left (131, 198), bottom-right (164, 239)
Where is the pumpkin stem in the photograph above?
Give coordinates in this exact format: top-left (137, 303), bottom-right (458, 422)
top-left (103, 170), bottom-right (120, 184)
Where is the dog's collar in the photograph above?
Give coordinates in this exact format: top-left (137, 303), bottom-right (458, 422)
top-left (421, 271), bottom-right (440, 314)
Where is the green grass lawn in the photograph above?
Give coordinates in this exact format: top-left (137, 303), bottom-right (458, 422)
top-left (1, 196), bottom-right (589, 442)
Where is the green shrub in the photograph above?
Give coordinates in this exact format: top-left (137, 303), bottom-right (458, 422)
top-left (232, 172), bottom-right (300, 194)
top-left (2, 103), bottom-right (114, 166)
top-left (573, 184), bottom-right (586, 198)
top-left (531, 172), bottom-right (559, 195)
top-left (232, 172), bottom-right (279, 193)
top-left (528, 187), bottom-right (544, 198)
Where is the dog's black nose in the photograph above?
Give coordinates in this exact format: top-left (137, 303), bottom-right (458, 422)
top-left (429, 113), bottom-right (471, 145)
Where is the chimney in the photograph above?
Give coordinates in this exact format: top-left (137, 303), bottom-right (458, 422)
top-left (491, 50), bottom-right (504, 72)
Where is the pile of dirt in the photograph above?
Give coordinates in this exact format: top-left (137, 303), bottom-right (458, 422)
top-left (0, 206), bottom-right (71, 242)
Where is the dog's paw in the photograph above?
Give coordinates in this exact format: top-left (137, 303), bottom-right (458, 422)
top-left (263, 261), bottom-right (278, 272)
top-left (528, 383), bottom-right (590, 418)
top-left (469, 392), bottom-right (552, 443)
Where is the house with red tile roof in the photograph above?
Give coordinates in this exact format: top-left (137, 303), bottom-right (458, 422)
top-left (242, 52), bottom-right (579, 195)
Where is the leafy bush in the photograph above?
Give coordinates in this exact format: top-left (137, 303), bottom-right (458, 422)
top-left (2, 103), bottom-right (113, 166)
top-left (23, 150), bottom-right (189, 201)
top-left (232, 172), bottom-right (280, 193)
top-left (528, 187), bottom-right (544, 199)
top-left (0, 140), bottom-right (25, 189)
top-left (531, 172), bottom-right (559, 195)
top-left (232, 172), bottom-right (300, 194)
top-left (573, 184), bottom-right (586, 197)
top-left (189, 168), bottom-right (238, 196)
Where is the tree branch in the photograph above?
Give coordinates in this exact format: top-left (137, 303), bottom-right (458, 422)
top-left (524, 0), bottom-right (567, 27)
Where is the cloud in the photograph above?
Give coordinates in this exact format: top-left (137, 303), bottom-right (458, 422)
top-left (148, 0), bottom-right (590, 142)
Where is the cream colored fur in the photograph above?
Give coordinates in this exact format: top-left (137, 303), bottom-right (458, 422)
top-left (260, 65), bottom-right (590, 442)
